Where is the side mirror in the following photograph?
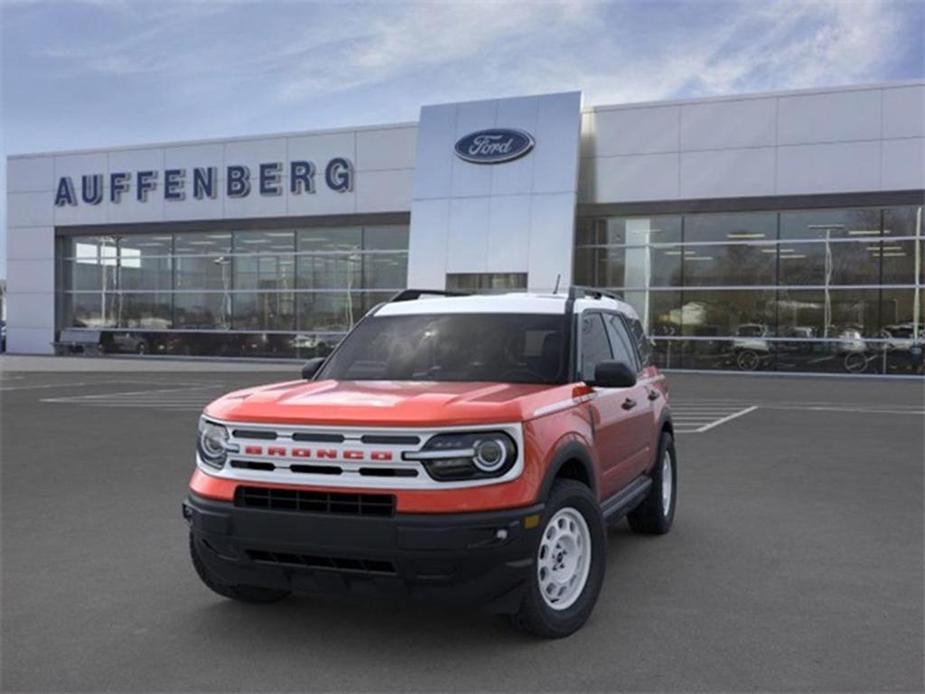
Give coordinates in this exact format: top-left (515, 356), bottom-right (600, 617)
top-left (301, 357), bottom-right (326, 380)
top-left (589, 360), bottom-right (637, 388)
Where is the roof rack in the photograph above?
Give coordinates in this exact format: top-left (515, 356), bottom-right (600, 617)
top-left (566, 286), bottom-right (623, 301)
top-left (389, 289), bottom-right (470, 303)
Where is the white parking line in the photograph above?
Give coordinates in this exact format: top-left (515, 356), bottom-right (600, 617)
top-left (693, 405), bottom-right (759, 433)
top-left (670, 402), bottom-right (760, 434)
top-left (41, 383), bottom-right (224, 410)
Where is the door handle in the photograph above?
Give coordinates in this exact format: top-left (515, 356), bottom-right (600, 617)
top-left (647, 389), bottom-right (660, 401)
top-left (621, 398), bottom-right (637, 410)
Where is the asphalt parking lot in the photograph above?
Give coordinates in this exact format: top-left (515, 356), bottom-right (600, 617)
top-left (1, 358), bottom-right (923, 692)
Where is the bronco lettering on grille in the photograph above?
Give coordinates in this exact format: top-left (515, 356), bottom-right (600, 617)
top-left (241, 445), bottom-right (393, 462)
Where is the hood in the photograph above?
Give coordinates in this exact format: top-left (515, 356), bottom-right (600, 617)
top-left (204, 379), bottom-right (575, 427)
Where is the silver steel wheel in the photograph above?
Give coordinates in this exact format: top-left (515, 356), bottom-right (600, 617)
top-left (661, 450), bottom-right (673, 516)
top-left (537, 507), bottom-right (592, 611)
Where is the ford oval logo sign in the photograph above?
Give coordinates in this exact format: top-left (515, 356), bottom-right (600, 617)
top-left (454, 128), bottom-right (535, 164)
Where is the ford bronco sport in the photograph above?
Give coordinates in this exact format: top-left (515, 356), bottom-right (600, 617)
top-left (184, 287), bottom-right (677, 638)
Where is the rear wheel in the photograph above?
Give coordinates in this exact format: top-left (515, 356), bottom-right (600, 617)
top-left (627, 432), bottom-right (677, 535)
top-left (189, 533), bottom-right (290, 604)
top-left (510, 480), bottom-right (606, 638)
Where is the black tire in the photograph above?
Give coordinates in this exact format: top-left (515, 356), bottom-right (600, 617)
top-left (843, 352), bottom-right (868, 374)
top-left (189, 533), bottom-right (290, 604)
top-left (510, 480), bottom-right (606, 639)
top-left (628, 432), bottom-right (677, 535)
top-left (736, 349), bottom-right (760, 371)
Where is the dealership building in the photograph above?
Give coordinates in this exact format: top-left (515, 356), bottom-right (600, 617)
top-left (5, 81), bottom-right (924, 374)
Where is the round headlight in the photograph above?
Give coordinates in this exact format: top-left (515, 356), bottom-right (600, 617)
top-left (473, 438), bottom-right (507, 472)
top-left (198, 419), bottom-right (231, 468)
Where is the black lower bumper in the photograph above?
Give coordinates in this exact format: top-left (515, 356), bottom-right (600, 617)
top-left (184, 493), bottom-right (544, 613)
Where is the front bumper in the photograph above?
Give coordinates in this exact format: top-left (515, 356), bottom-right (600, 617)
top-left (184, 492), bottom-right (544, 613)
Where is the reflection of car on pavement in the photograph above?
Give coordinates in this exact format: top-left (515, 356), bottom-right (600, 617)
top-left (185, 288), bottom-right (677, 638)
top-left (731, 323), bottom-right (772, 371)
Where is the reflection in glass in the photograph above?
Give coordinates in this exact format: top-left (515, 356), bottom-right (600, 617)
top-left (445, 273), bottom-right (528, 293)
top-left (119, 293), bottom-right (172, 329)
top-left (233, 292), bottom-right (296, 331)
top-left (780, 208), bottom-right (882, 240)
top-left (681, 244), bottom-right (775, 286)
top-left (683, 212), bottom-right (777, 243)
top-left (174, 232), bottom-right (232, 255)
top-left (778, 289), bottom-right (880, 338)
top-left (174, 293), bottom-right (230, 330)
top-left (678, 290), bottom-right (776, 337)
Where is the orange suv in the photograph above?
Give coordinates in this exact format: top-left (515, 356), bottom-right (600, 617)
top-left (184, 287), bottom-right (677, 637)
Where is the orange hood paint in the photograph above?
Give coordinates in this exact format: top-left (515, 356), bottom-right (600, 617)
top-left (203, 379), bottom-right (580, 427)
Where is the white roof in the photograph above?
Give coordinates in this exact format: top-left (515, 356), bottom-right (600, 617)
top-left (374, 292), bottom-right (640, 320)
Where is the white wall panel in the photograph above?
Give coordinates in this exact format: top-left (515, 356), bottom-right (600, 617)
top-left (777, 141), bottom-right (881, 194)
top-left (411, 103), bottom-right (456, 200)
top-left (223, 137), bottom-right (288, 167)
top-left (162, 191), bottom-right (224, 221)
top-left (486, 195), bottom-right (530, 273)
top-left (7, 156), bottom-right (53, 193)
top-left (591, 152), bottom-right (680, 202)
top-left (5, 226), bottom-right (53, 260)
top-left (8, 191), bottom-right (54, 227)
top-left (108, 147), bottom-right (164, 175)
top-left (6, 327), bottom-right (55, 355)
top-left (883, 86), bottom-right (925, 139)
top-left (491, 97), bottom-right (539, 196)
top-left (445, 197), bottom-right (491, 273)
top-left (356, 127), bottom-right (416, 171)
top-left (882, 138), bottom-right (925, 191)
top-left (355, 168), bottom-right (413, 213)
top-left (532, 92), bottom-right (582, 194)
top-left (589, 106), bottom-right (679, 157)
top-left (680, 98), bottom-right (776, 151)
top-left (163, 142), bottom-right (225, 171)
top-left (778, 89), bottom-right (881, 145)
top-left (53, 152), bottom-right (108, 181)
top-left (6, 292), bottom-right (54, 329)
top-left (407, 198), bottom-right (450, 288)
top-left (7, 259), bottom-right (54, 295)
top-left (527, 193), bottom-right (575, 291)
top-left (680, 147), bottom-right (775, 199)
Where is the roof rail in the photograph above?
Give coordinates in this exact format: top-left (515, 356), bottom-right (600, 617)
top-left (389, 289), bottom-right (470, 303)
top-left (567, 286), bottom-right (623, 301)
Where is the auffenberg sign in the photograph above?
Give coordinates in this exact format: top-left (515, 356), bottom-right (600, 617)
top-left (454, 128), bottom-right (534, 164)
top-left (53, 157), bottom-right (354, 207)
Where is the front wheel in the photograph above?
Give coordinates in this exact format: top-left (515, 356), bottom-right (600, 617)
top-left (627, 432), bottom-right (677, 535)
top-left (510, 480), bottom-right (606, 639)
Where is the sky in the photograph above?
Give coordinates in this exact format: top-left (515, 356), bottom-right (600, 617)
top-left (1, 0), bottom-right (924, 278)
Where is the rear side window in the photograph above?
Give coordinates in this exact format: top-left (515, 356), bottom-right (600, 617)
top-left (603, 313), bottom-right (640, 372)
top-left (579, 313), bottom-right (613, 382)
top-left (627, 317), bottom-right (654, 367)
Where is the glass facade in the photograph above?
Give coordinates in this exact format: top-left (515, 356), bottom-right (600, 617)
top-left (574, 206), bottom-right (924, 375)
top-left (57, 225), bottom-right (408, 358)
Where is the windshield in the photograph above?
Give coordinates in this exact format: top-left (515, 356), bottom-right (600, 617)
top-left (318, 313), bottom-right (568, 384)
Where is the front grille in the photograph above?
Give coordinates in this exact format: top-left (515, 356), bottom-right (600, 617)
top-left (235, 486), bottom-right (396, 517)
top-left (246, 549), bottom-right (396, 575)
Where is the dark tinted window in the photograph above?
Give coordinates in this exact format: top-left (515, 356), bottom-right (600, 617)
top-left (579, 313), bottom-right (613, 382)
top-left (626, 317), bottom-right (653, 367)
top-left (604, 313), bottom-right (639, 372)
top-left (318, 313), bottom-right (567, 384)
